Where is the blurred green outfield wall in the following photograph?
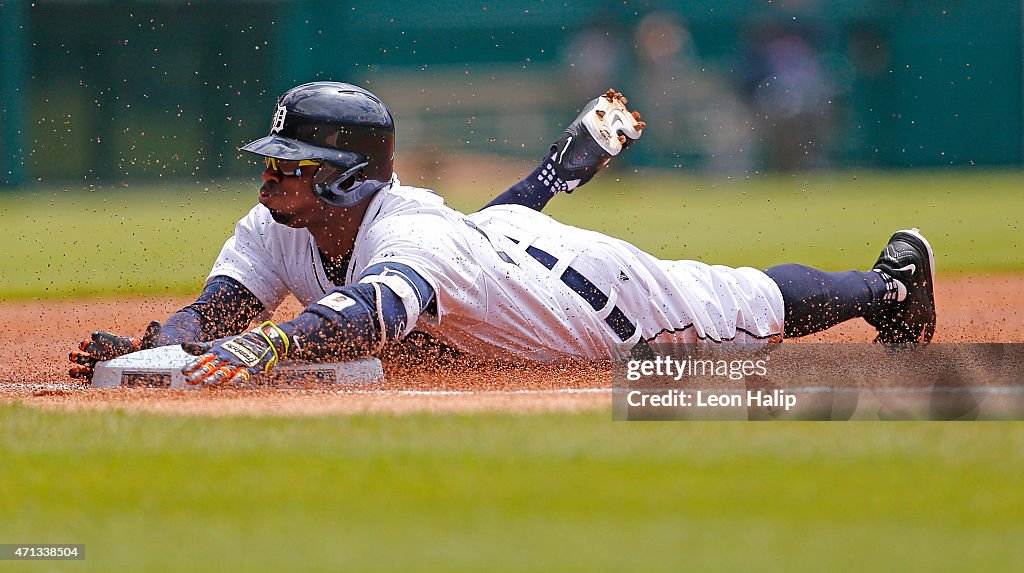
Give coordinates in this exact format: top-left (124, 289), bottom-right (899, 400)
top-left (1, 0), bottom-right (1021, 187)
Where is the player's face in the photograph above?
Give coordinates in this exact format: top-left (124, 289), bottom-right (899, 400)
top-left (259, 159), bottom-right (330, 228)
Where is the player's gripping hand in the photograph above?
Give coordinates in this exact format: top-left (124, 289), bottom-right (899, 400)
top-left (68, 321), bottom-right (162, 380)
top-left (181, 321), bottom-right (291, 386)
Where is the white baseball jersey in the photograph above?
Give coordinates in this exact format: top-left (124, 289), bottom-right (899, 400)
top-left (210, 178), bottom-right (785, 362)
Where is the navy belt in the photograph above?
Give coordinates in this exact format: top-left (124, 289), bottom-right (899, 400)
top-left (520, 243), bottom-right (637, 341)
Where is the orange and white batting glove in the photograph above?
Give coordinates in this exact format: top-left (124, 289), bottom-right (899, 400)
top-left (181, 321), bottom-right (291, 386)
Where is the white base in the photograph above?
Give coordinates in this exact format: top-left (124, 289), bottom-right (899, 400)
top-left (92, 345), bottom-right (384, 389)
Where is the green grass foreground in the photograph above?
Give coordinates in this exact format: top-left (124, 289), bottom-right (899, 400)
top-left (0, 169), bottom-right (1020, 299)
top-left (1, 406), bottom-right (1022, 572)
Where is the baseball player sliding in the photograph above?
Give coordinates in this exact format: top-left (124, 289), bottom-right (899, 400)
top-left (69, 82), bottom-right (936, 386)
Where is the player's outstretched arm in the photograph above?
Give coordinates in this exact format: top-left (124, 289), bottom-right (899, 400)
top-left (181, 263), bottom-right (434, 386)
top-left (68, 276), bottom-right (264, 380)
top-left (483, 88), bottom-right (645, 212)
top-left (159, 276), bottom-right (265, 343)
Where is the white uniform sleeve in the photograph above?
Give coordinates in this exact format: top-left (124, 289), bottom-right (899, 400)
top-left (208, 207), bottom-right (290, 313)
top-left (353, 211), bottom-right (485, 328)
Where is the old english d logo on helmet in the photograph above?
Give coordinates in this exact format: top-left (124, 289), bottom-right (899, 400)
top-left (271, 104), bottom-right (287, 134)
top-left (240, 82), bottom-right (396, 208)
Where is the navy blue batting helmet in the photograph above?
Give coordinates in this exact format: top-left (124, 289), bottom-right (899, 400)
top-left (241, 82), bottom-right (395, 207)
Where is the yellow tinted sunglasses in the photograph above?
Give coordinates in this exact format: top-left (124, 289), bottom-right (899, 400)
top-left (264, 157), bottom-right (322, 177)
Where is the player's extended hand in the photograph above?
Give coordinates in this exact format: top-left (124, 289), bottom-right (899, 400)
top-left (68, 321), bottom-right (162, 380)
top-left (181, 321), bottom-right (291, 386)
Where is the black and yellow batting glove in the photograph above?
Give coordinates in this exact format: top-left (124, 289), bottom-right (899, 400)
top-left (68, 321), bottom-right (162, 380)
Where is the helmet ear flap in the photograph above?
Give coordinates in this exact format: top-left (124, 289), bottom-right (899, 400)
top-left (313, 160), bottom-right (367, 194)
top-left (312, 159), bottom-right (383, 207)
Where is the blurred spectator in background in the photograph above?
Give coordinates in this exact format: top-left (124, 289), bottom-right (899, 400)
top-left (561, 13), bottom-right (628, 103)
top-left (737, 21), bottom-right (837, 171)
top-left (632, 11), bottom-right (698, 168)
top-left (632, 11), bottom-right (753, 173)
top-left (560, 11), bottom-right (846, 174)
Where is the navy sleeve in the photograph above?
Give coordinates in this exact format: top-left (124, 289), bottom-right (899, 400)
top-left (278, 263), bottom-right (435, 361)
top-left (154, 275), bottom-right (265, 345)
top-left (357, 262), bottom-right (436, 330)
top-left (279, 284), bottom-right (400, 360)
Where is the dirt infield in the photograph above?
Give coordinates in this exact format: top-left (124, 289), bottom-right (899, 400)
top-left (1, 275), bottom-right (1020, 415)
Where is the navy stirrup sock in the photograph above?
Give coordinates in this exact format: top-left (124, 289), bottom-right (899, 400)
top-left (482, 156), bottom-right (569, 212)
top-left (765, 263), bottom-right (900, 338)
